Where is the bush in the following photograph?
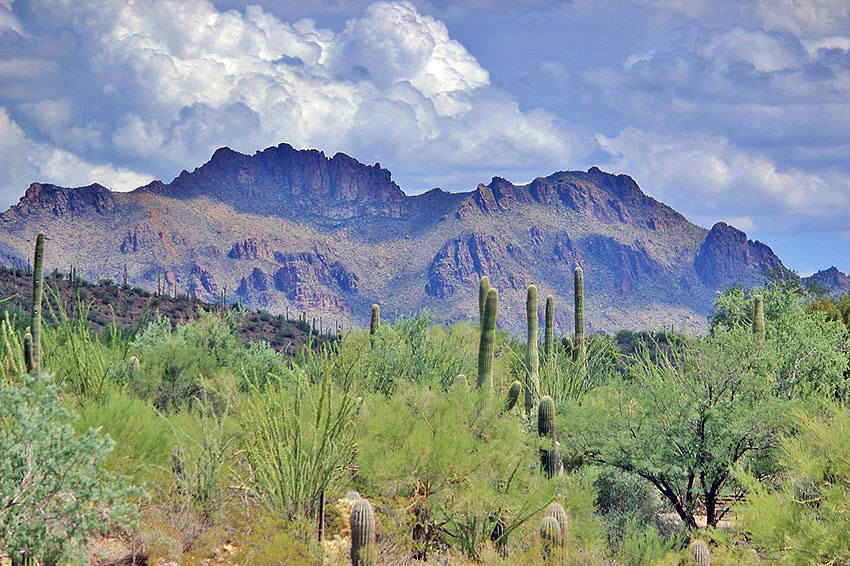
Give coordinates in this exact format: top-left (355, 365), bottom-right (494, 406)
top-left (0, 375), bottom-right (140, 564)
top-left (356, 382), bottom-right (566, 559)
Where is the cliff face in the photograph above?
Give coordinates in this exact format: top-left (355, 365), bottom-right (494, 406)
top-left (0, 143), bottom-right (792, 333)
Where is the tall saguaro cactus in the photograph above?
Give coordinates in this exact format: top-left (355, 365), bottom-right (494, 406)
top-left (479, 276), bottom-right (490, 324)
top-left (573, 267), bottom-right (585, 366)
top-left (525, 285), bottom-right (540, 413)
top-left (753, 295), bottom-right (765, 341)
top-left (370, 304), bottom-right (380, 335)
top-left (544, 295), bottom-right (554, 360)
top-left (350, 498), bottom-right (376, 566)
top-left (30, 233), bottom-right (44, 375)
top-left (477, 288), bottom-right (498, 390)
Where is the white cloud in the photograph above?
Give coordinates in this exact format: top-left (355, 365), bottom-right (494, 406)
top-left (597, 126), bottom-right (850, 231)
top-left (0, 107), bottom-right (153, 202)
top-left (0, 0), bottom-right (577, 200)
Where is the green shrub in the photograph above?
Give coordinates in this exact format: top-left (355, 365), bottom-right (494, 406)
top-left (356, 383), bottom-right (561, 559)
top-left (0, 375), bottom-right (140, 564)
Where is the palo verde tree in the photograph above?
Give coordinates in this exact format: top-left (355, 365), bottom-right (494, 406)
top-left (567, 329), bottom-right (785, 529)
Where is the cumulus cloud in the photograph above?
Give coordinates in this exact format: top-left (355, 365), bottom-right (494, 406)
top-left (0, 108), bottom-right (153, 203)
top-left (0, 0), bottom-right (580, 205)
top-left (597, 126), bottom-right (850, 232)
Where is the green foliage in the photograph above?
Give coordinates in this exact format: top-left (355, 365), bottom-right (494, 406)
top-left (239, 352), bottom-right (359, 522)
top-left (0, 375), bottom-right (139, 564)
top-left (356, 383), bottom-right (557, 559)
top-left (711, 280), bottom-right (850, 399)
top-left (338, 311), bottom-right (477, 395)
top-left (593, 467), bottom-right (665, 551)
top-left (737, 402), bottom-right (850, 565)
top-left (536, 333), bottom-right (620, 402)
top-left (565, 330), bottom-right (785, 529)
top-left (616, 522), bottom-right (682, 566)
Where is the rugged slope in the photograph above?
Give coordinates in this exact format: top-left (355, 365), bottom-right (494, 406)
top-left (0, 143), bottom-right (790, 333)
top-left (804, 267), bottom-right (850, 296)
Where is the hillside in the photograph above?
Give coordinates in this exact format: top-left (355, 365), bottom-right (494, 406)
top-left (0, 265), bottom-right (326, 352)
top-left (0, 143), bottom-right (791, 333)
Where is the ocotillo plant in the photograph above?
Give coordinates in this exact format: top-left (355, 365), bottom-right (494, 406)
top-left (350, 498), bottom-right (376, 566)
top-left (505, 380), bottom-right (522, 412)
top-left (753, 295), bottom-right (766, 341)
top-left (689, 540), bottom-right (710, 566)
top-left (544, 503), bottom-right (568, 547)
top-left (477, 288), bottom-right (498, 390)
top-left (525, 285), bottom-right (540, 413)
top-left (479, 276), bottom-right (490, 323)
top-left (573, 266), bottom-right (585, 367)
top-left (30, 233), bottom-right (44, 375)
top-left (545, 295), bottom-right (554, 360)
top-left (539, 516), bottom-right (562, 561)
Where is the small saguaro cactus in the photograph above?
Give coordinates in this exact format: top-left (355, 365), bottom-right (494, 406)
top-left (370, 304), bottom-right (380, 336)
top-left (505, 380), bottom-right (522, 412)
top-left (545, 503), bottom-right (568, 547)
top-left (30, 233), bottom-right (44, 375)
top-left (689, 540), bottom-right (710, 566)
top-left (11, 552), bottom-right (36, 566)
top-left (350, 498), bottom-right (376, 566)
top-left (545, 295), bottom-right (554, 360)
top-left (538, 395), bottom-right (557, 438)
top-left (525, 285), bottom-right (540, 413)
top-left (23, 330), bottom-right (33, 374)
top-left (539, 515), bottom-right (562, 561)
top-left (538, 396), bottom-right (560, 479)
top-left (477, 288), bottom-right (498, 390)
top-left (753, 295), bottom-right (765, 341)
top-left (573, 266), bottom-right (585, 366)
top-left (479, 276), bottom-right (490, 323)
top-left (127, 355), bottom-right (140, 379)
top-left (454, 373), bottom-right (469, 389)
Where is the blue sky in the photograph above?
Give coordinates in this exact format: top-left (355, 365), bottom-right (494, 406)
top-left (0, 0), bottom-right (848, 274)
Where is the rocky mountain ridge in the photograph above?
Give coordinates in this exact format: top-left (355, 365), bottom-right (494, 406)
top-left (0, 142), bottom-right (794, 333)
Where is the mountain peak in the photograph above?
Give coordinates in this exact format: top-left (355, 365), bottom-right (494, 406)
top-left (804, 266), bottom-right (850, 296)
top-left (2, 182), bottom-right (116, 221)
top-left (694, 221), bottom-right (788, 288)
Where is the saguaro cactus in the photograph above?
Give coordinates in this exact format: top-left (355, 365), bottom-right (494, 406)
top-left (545, 503), bottom-right (568, 546)
top-left (539, 516), bottom-right (562, 561)
top-left (23, 330), bottom-right (33, 374)
top-left (573, 266), bottom-right (585, 366)
top-left (689, 540), bottom-right (710, 566)
top-left (477, 288), bottom-right (498, 390)
top-left (545, 295), bottom-right (554, 360)
top-left (479, 276), bottom-right (490, 323)
top-left (30, 233), bottom-right (44, 375)
top-left (505, 380), bottom-right (522, 411)
top-left (350, 498), bottom-right (376, 566)
top-left (525, 285), bottom-right (540, 413)
top-left (369, 304), bottom-right (380, 337)
top-left (538, 396), bottom-right (560, 479)
top-left (753, 295), bottom-right (765, 341)
top-left (538, 395), bottom-right (556, 438)
top-left (127, 355), bottom-right (140, 379)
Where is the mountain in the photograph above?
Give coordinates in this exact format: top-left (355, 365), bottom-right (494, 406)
top-left (804, 267), bottom-right (850, 296)
top-left (0, 143), bottom-right (792, 333)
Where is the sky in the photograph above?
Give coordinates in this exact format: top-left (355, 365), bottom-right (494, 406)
top-left (0, 0), bottom-right (848, 275)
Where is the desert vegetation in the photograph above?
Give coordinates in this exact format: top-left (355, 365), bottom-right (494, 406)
top-left (1, 234), bottom-right (849, 565)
